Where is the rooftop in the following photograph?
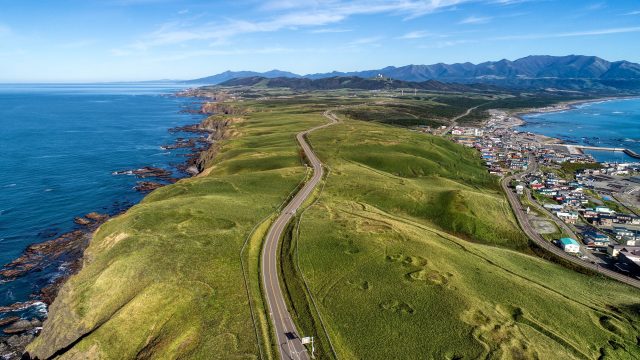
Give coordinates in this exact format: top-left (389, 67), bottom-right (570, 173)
top-left (559, 238), bottom-right (579, 246)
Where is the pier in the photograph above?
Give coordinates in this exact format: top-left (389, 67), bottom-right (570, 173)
top-left (562, 145), bottom-right (640, 159)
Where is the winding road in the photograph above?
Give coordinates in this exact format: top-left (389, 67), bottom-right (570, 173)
top-left (261, 110), bottom-right (338, 360)
top-left (501, 159), bottom-right (640, 289)
top-left (440, 104), bottom-right (485, 135)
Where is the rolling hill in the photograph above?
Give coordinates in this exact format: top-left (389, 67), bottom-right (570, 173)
top-left (218, 76), bottom-right (496, 92)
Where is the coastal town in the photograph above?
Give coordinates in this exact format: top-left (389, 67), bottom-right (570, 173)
top-left (438, 107), bottom-right (640, 280)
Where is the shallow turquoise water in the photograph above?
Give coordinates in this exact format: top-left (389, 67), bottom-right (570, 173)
top-left (520, 98), bottom-right (640, 163)
top-left (0, 83), bottom-right (202, 312)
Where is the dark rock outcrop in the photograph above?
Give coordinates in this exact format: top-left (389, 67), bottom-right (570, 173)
top-left (0, 317), bottom-right (19, 327)
top-left (3, 320), bottom-right (40, 335)
top-left (134, 181), bottom-right (165, 192)
top-left (113, 167), bottom-right (174, 181)
top-left (0, 334), bottom-right (35, 359)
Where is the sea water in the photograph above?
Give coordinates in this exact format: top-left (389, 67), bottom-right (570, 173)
top-left (520, 98), bottom-right (640, 163)
top-left (0, 83), bottom-right (203, 311)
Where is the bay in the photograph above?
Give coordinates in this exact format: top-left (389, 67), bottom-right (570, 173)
top-left (520, 98), bottom-right (640, 163)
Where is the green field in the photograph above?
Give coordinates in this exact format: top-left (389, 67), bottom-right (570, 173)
top-left (28, 92), bottom-right (640, 359)
top-left (290, 112), bottom-right (640, 359)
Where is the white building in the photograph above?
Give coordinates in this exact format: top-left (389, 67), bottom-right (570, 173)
top-left (559, 238), bottom-right (580, 253)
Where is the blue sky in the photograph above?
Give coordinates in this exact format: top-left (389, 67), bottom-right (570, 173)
top-left (0, 0), bottom-right (639, 81)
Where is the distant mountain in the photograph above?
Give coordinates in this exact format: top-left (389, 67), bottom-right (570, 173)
top-left (218, 76), bottom-right (495, 92)
top-left (187, 55), bottom-right (640, 91)
top-left (305, 55), bottom-right (640, 82)
top-left (185, 69), bottom-right (300, 84)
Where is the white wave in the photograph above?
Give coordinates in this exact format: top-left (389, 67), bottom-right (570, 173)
top-left (33, 301), bottom-right (48, 315)
top-left (112, 170), bottom-right (134, 175)
top-left (612, 111), bottom-right (624, 114)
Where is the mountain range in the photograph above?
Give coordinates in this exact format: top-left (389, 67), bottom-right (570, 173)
top-left (186, 55), bottom-right (640, 91)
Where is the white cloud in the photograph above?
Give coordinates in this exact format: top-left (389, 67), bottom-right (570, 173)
top-left (494, 26), bottom-right (640, 40)
top-left (348, 36), bottom-right (384, 45)
top-left (586, 2), bottom-right (606, 11)
top-left (149, 47), bottom-right (293, 62)
top-left (114, 0), bottom-right (472, 54)
top-left (459, 15), bottom-right (492, 24)
top-left (399, 30), bottom-right (432, 39)
top-left (419, 39), bottom-right (476, 48)
top-left (624, 10), bottom-right (640, 15)
top-left (259, 0), bottom-right (470, 19)
top-left (490, 0), bottom-right (537, 4)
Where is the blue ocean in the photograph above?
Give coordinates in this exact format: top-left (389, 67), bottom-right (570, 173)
top-left (0, 83), bottom-right (203, 316)
top-left (520, 98), bottom-right (640, 163)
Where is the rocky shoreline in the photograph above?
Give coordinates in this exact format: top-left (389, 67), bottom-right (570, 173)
top-left (0, 92), bottom-right (230, 359)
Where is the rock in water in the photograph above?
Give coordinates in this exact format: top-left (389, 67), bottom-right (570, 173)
top-left (134, 181), bottom-right (165, 192)
top-left (3, 320), bottom-right (35, 335)
top-left (0, 317), bottom-right (19, 327)
top-left (84, 212), bottom-right (109, 222)
top-left (73, 217), bottom-right (91, 226)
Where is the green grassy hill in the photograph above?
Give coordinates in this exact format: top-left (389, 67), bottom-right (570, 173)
top-left (28, 94), bottom-right (640, 359)
top-left (27, 110), bottom-right (327, 359)
top-left (289, 115), bottom-right (640, 359)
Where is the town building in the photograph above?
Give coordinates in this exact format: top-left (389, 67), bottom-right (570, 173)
top-left (559, 238), bottom-right (580, 253)
top-left (617, 247), bottom-right (640, 275)
top-left (583, 231), bottom-right (610, 248)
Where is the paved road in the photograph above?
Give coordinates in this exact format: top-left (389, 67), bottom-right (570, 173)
top-left (502, 161), bottom-right (640, 289)
top-left (261, 110), bottom-right (338, 360)
top-left (440, 104), bottom-right (485, 136)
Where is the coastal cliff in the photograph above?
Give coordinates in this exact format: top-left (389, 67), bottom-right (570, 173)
top-left (25, 112), bottom-right (244, 359)
top-left (22, 96), bottom-right (319, 358)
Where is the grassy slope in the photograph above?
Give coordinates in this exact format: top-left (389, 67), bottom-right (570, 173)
top-left (27, 110), bottom-right (325, 359)
top-left (295, 117), bottom-right (640, 359)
